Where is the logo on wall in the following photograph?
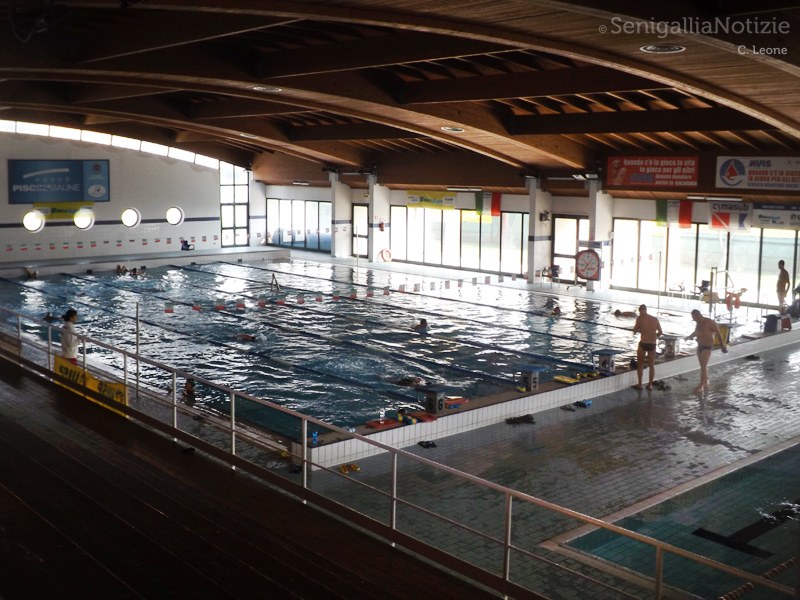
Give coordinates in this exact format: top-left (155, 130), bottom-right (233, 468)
top-left (718, 158), bottom-right (747, 187)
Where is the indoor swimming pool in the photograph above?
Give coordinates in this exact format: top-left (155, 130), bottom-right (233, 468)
top-left (0, 259), bottom-right (697, 435)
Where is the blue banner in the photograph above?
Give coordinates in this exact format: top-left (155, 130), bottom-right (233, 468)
top-left (8, 159), bottom-right (110, 204)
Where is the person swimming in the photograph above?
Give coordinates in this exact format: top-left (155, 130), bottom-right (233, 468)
top-left (550, 306), bottom-right (561, 317)
top-left (234, 333), bottom-right (257, 342)
top-left (614, 308), bottom-right (637, 318)
top-left (390, 376), bottom-right (425, 387)
top-left (412, 318), bottom-right (428, 333)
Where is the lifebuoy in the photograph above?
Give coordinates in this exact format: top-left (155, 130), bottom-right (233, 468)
top-left (734, 294), bottom-right (741, 309)
top-left (725, 293), bottom-right (733, 311)
top-left (379, 248), bottom-right (392, 262)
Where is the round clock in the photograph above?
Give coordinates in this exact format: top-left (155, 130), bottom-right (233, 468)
top-left (575, 249), bottom-right (600, 280)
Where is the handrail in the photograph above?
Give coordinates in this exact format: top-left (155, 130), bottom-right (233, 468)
top-left (0, 304), bottom-right (794, 600)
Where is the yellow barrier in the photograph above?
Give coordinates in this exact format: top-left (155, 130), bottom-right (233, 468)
top-left (54, 356), bottom-right (128, 417)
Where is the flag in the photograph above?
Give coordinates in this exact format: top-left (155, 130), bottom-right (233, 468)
top-left (656, 200), bottom-right (693, 227)
top-left (474, 191), bottom-right (501, 216)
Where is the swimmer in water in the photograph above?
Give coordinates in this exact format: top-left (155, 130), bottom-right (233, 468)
top-left (234, 333), bottom-right (257, 342)
top-left (614, 308), bottom-right (637, 318)
top-left (412, 318), bottom-right (428, 333)
top-left (550, 306), bottom-right (561, 317)
top-left (182, 378), bottom-right (196, 406)
top-left (391, 376), bottom-right (425, 387)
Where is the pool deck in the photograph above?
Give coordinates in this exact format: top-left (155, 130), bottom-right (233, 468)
top-left (2, 250), bottom-right (799, 598)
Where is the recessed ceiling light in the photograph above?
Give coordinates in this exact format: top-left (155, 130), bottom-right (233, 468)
top-left (440, 126), bottom-right (465, 133)
top-left (252, 86), bottom-right (283, 92)
top-left (639, 44), bottom-right (686, 54)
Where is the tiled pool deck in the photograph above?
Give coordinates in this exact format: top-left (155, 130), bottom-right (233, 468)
top-left (297, 253), bottom-right (800, 598)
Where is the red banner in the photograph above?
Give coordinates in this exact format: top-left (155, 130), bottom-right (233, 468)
top-left (607, 156), bottom-right (698, 188)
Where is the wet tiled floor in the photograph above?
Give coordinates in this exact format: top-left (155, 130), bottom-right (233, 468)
top-left (299, 253), bottom-right (800, 598)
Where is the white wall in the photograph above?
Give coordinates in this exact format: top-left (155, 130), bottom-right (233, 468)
top-left (1, 133), bottom-right (220, 264)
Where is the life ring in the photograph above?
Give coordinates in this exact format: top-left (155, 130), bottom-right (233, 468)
top-left (725, 293), bottom-right (733, 311)
top-left (379, 248), bottom-right (392, 262)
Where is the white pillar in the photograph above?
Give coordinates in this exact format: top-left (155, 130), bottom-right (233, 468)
top-left (367, 175), bottom-right (391, 262)
top-left (526, 177), bottom-right (553, 282)
top-left (586, 180), bottom-right (613, 292)
top-left (330, 171), bottom-right (352, 258)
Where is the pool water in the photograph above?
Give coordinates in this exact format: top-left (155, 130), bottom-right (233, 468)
top-left (566, 445), bottom-right (800, 599)
top-left (0, 259), bottom-right (692, 434)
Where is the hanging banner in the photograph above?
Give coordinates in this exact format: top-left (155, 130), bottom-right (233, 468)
top-left (751, 204), bottom-right (800, 230)
top-left (407, 190), bottom-right (456, 210)
top-left (606, 156), bottom-right (698, 188)
top-left (708, 200), bottom-right (752, 231)
top-left (9, 159), bottom-right (110, 203)
top-left (716, 156), bottom-right (800, 191)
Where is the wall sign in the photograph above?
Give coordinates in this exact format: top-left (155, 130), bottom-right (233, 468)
top-left (8, 159), bottom-right (110, 204)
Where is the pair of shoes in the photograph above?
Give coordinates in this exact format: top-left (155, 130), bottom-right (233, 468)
top-left (745, 355), bottom-right (760, 360)
top-left (574, 400), bottom-right (592, 408)
top-left (418, 440), bottom-right (437, 448)
top-left (561, 404), bottom-right (576, 412)
top-left (339, 463), bottom-right (361, 474)
top-left (505, 414), bottom-right (535, 424)
top-left (653, 380), bottom-right (672, 391)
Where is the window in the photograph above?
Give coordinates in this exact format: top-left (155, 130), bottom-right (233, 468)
top-left (121, 208), bottom-right (141, 228)
top-left (166, 206), bottom-right (184, 226)
top-left (73, 208), bottom-right (95, 230)
top-left (22, 210), bottom-right (45, 232)
top-left (219, 162), bottom-right (249, 247)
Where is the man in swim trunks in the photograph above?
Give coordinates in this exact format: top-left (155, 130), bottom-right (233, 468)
top-left (632, 304), bottom-right (662, 390)
top-left (685, 309), bottom-right (728, 393)
top-left (777, 260), bottom-right (790, 309)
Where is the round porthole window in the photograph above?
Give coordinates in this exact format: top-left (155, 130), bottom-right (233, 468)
top-left (22, 210), bottom-right (46, 232)
top-left (73, 208), bottom-right (95, 230)
top-left (166, 206), bottom-right (184, 225)
top-left (121, 207), bottom-right (141, 228)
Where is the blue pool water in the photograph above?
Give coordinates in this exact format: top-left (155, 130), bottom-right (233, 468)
top-left (567, 445), bottom-right (800, 599)
top-left (0, 259), bottom-right (691, 434)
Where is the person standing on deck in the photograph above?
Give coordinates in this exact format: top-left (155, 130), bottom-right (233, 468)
top-left (685, 309), bottom-right (728, 394)
top-left (632, 305), bottom-right (662, 391)
top-left (60, 309), bottom-right (80, 364)
top-left (777, 260), bottom-right (790, 309)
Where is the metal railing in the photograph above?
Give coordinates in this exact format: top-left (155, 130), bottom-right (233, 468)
top-left (0, 304), bottom-right (795, 600)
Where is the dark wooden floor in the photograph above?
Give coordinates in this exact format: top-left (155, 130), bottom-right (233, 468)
top-left (0, 362), bottom-right (504, 600)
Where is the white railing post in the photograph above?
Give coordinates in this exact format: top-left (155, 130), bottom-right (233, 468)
top-left (229, 390), bottom-right (236, 470)
top-left (389, 452), bottom-right (398, 546)
top-left (300, 418), bottom-right (308, 497)
top-left (503, 493), bottom-right (513, 584)
top-left (171, 371), bottom-right (177, 437)
top-left (47, 324), bottom-right (52, 371)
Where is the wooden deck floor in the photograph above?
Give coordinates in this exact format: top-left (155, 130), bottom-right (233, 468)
top-left (0, 362), bottom-right (508, 600)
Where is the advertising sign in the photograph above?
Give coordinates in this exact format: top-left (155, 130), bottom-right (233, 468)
top-left (8, 159), bottom-right (110, 204)
top-left (751, 204), bottom-right (800, 230)
top-left (606, 156), bottom-right (698, 188)
top-left (716, 156), bottom-right (800, 191)
top-left (708, 200), bottom-right (752, 231)
top-left (407, 190), bottom-right (456, 209)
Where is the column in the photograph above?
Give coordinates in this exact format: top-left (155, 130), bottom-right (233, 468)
top-left (586, 179), bottom-right (613, 292)
top-left (329, 171), bottom-right (352, 258)
top-left (526, 176), bottom-right (553, 281)
top-left (367, 174), bottom-right (391, 262)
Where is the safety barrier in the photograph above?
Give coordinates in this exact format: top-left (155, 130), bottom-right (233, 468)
top-left (0, 304), bottom-right (794, 600)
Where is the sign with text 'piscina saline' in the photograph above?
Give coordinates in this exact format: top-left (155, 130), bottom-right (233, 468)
top-left (8, 159), bottom-right (110, 204)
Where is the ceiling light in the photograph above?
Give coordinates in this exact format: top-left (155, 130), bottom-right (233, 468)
top-left (240, 133), bottom-right (258, 139)
top-left (252, 86), bottom-right (283, 93)
top-left (686, 195), bottom-right (705, 200)
top-left (446, 187), bottom-right (481, 192)
top-left (292, 180), bottom-right (310, 186)
top-left (639, 44), bottom-right (686, 54)
top-left (440, 126), bottom-right (465, 133)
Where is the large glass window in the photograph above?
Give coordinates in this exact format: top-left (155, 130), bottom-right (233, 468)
top-left (727, 228), bottom-right (761, 304)
top-left (266, 197), bottom-right (331, 252)
top-left (424, 208), bottom-right (443, 265)
top-left (220, 162), bottom-right (249, 247)
top-left (480, 215), bottom-right (501, 272)
top-left (611, 219), bottom-right (639, 287)
top-left (352, 205), bottom-right (368, 257)
top-left (697, 225), bottom-right (728, 293)
top-left (760, 229), bottom-right (797, 305)
top-left (390, 206), bottom-right (407, 260)
top-left (552, 216), bottom-right (588, 282)
top-left (461, 211), bottom-right (481, 269)
top-left (407, 207), bottom-right (425, 262)
top-left (665, 225), bottom-right (698, 294)
top-left (638, 221), bottom-right (667, 292)
top-left (500, 213), bottom-right (524, 275)
top-left (442, 210), bottom-right (461, 267)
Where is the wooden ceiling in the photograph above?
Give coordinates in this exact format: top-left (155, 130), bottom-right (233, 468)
top-left (1, 0), bottom-right (799, 199)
